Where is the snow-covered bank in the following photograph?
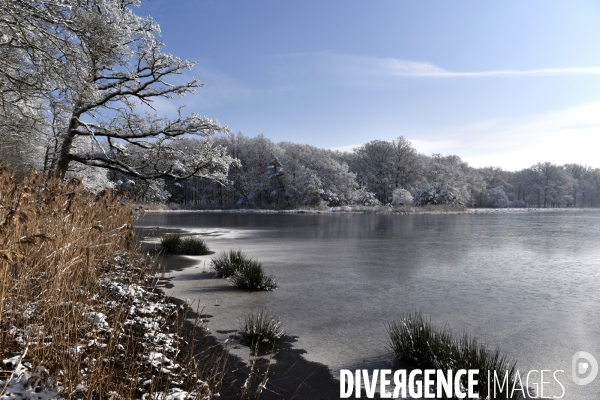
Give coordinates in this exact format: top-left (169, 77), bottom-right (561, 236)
top-left (0, 172), bottom-right (254, 400)
top-left (1, 252), bottom-right (219, 399)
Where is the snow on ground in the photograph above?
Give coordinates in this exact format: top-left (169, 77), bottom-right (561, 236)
top-left (0, 252), bottom-right (215, 400)
top-left (0, 354), bottom-right (60, 400)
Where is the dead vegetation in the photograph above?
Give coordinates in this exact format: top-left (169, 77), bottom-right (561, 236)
top-left (0, 169), bottom-right (267, 399)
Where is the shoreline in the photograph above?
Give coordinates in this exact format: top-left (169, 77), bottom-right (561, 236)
top-left (145, 244), bottom-right (350, 400)
top-left (142, 206), bottom-right (598, 215)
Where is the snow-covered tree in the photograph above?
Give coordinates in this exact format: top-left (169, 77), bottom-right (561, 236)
top-left (391, 188), bottom-right (413, 206)
top-left (563, 163), bottom-right (593, 207)
top-left (278, 142), bottom-right (356, 206)
top-left (302, 171), bottom-right (324, 206)
top-left (480, 166), bottom-right (510, 190)
top-left (483, 187), bottom-right (509, 208)
top-left (419, 154), bottom-right (481, 206)
top-left (350, 140), bottom-right (394, 203)
top-left (0, 1), bottom-right (71, 110)
top-left (0, 98), bottom-right (46, 174)
top-left (351, 188), bottom-right (381, 206)
top-left (1, 0), bottom-right (236, 183)
top-left (63, 136), bottom-right (114, 192)
top-left (390, 136), bottom-right (423, 192)
top-left (521, 162), bottom-right (574, 207)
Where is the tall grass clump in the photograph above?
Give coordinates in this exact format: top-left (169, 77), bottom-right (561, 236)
top-left (233, 260), bottom-right (277, 291)
top-left (161, 233), bottom-right (182, 252)
top-left (179, 236), bottom-right (210, 255)
top-left (387, 312), bottom-right (517, 399)
top-left (161, 234), bottom-right (210, 255)
top-left (0, 170), bottom-right (234, 398)
top-left (387, 312), bottom-right (456, 369)
top-left (239, 309), bottom-right (284, 346)
top-left (211, 250), bottom-right (277, 291)
top-left (211, 249), bottom-right (252, 278)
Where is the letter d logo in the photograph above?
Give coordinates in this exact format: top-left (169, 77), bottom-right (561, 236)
top-left (572, 351), bottom-right (598, 386)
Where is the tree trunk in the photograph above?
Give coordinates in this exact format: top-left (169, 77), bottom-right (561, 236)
top-left (55, 116), bottom-right (80, 179)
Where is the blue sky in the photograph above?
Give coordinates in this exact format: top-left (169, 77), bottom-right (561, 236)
top-left (138, 0), bottom-right (600, 171)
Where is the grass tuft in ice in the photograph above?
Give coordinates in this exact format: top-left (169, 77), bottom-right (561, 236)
top-left (161, 234), bottom-right (209, 255)
top-left (211, 250), bottom-right (277, 291)
top-left (239, 309), bottom-right (284, 346)
top-left (387, 312), bottom-right (456, 369)
top-left (178, 236), bottom-right (210, 255)
top-left (232, 260), bottom-right (277, 292)
top-left (211, 250), bottom-right (252, 278)
top-left (387, 312), bottom-right (517, 399)
top-left (161, 233), bottom-right (182, 252)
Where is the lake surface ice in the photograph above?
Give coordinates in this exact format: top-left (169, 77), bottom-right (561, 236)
top-left (139, 211), bottom-right (600, 399)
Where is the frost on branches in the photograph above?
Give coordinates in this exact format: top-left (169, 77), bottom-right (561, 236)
top-left (0, 0), bottom-right (236, 183)
top-left (391, 188), bottom-right (413, 206)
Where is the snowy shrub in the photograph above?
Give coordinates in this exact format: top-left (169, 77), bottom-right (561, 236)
top-left (413, 187), bottom-right (436, 206)
top-left (413, 184), bottom-right (463, 206)
top-left (391, 188), bottom-right (413, 206)
top-left (64, 137), bottom-right (114, 193)
top-left (66, 164), bottom-right (114, 193)
top-left (322, 190), bottom-right (342, 206)
top-left (352, 189), bottom-right (381, 206)
top-left (436, 183), bottom-right (463, 206)
top-left (483, 187), bottom-right (509, 208)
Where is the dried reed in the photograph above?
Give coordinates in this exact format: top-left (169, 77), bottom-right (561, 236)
top-left (0, 169), bottom-right (265, 398)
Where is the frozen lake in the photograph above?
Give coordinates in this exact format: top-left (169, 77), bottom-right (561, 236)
top-left (138, 210), bottom-right (600, 399)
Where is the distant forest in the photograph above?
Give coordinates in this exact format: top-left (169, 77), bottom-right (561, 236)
top-left (108, 134), bottom-right (599, 209)
top-left (4, 127), bottom-right (599, 209)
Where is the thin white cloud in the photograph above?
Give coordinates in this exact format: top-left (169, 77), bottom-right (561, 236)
top-left (280, 52), bottom-right (600, 79)
top-left (443, 67), bottom-right (600, 78)
top-left (385, 61), bottom-right (600, 78)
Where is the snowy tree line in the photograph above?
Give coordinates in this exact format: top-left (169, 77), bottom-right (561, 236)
top-left (106, 134), bottom-right (600, 209)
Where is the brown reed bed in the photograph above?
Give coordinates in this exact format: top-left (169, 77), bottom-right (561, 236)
top-left (0, 169), bottom-right (267, 399)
